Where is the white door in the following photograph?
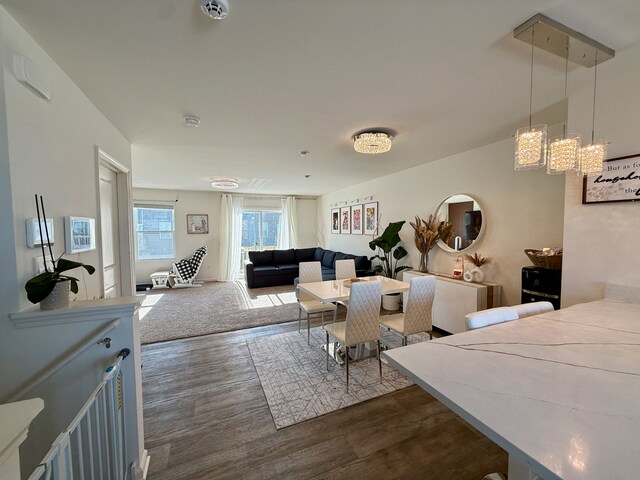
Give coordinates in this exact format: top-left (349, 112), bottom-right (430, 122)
top-left (99, 164), bottom-right (121, 298)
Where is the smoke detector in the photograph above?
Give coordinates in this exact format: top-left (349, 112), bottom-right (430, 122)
top-left (184, 115), bottom-right (200, 127)
top-left (201, 0), bottom-right (229, 20)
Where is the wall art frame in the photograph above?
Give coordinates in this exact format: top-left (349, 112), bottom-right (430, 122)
top-left (582, 153), bottom-right (640, 204)
top-left (364, 201), bottom-right (378, 235)
top-left (187, 214), bottom-right (209, 234)
top-left (351, 204), bottom-right (363, 235)
top-left (331, 208), bottom-right (340, 234)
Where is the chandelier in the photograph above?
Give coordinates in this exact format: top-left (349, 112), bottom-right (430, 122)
top-left (353, 131), bottom-right (393, 155)
top-left (210, 178), bottom-right (239, 190)
top-left (579, 51), bottom-right (607, 176)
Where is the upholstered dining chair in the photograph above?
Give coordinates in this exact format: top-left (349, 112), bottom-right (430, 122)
top-left (335, 259), bottom-right (356, 280)
top-left (511, 301), bottom-right (554, 319)
top-left (298, 261), bottom-right (337, 345)
top-left (323, 280), bottom-right (383, 393)
top-left (379, 275), bottom-right (436, 346)
top-left (465, 306), bottom-right (519, 330)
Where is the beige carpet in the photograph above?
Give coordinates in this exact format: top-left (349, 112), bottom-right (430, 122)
top-left (139, 281), bottom-right (299, 344)
top-left (247, 326), bottom-right (431, 429)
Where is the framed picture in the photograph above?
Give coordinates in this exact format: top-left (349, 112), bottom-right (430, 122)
top-left (187, 214), bottom-right (209, 234)
top-left (583, 153), bottom-right (640, 204)
top-left (340, 206), bottom-right (351, 234)
top-left (64, 216), bottom-right (96, 253)
top-left (351, 204), bottom-right (363, 235)
top-left (331, 208), bottom-right (340, 234)
top-left (364, 202), bottom-right (378, 235)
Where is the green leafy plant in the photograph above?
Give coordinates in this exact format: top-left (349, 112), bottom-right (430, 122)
top-left (369, 221), bottom-right (411, 279)
top-left (25, 256), bottom-right (95, 304)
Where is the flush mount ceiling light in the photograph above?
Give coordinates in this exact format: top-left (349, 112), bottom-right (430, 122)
top-left (210, 177), bottom-right (239, 190)
top-left (201, 0), bottom-right (229, 20)
top-left (353, 131), bottom-right (393, 155)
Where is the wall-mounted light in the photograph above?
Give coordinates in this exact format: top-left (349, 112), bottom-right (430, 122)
top-left (329, 203), bottom-right (337, 207)
top-left (363, 196), bottom-right (374, 201)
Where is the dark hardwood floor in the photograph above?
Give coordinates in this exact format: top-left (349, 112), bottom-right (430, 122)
top-left (141, 321), bottom-right (507, 479)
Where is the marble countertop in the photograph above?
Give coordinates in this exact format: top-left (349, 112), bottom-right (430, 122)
top-left (383, 299), bottom-right (640, 480)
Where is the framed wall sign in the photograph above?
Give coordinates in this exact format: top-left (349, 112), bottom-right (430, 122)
top-left (351, 204), bottom-right (363, 235)
top-left (187, 214), bottom-right (209, 234)
top-left (364, 202), bottom-right (378, 235)
top-left (582, 153), bottom-right (640, 204)
top-left (64, 216), bottom-right (96, 253)
top-left (340, 206), bottom-right (351, 234)
top-left (331, 208), bottom-right (340, 234)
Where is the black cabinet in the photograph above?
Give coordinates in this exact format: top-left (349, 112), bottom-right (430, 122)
top-left (521, 267), bottom-right (562, 310)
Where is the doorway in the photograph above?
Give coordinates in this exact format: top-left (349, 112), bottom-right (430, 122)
top-left (96, 147), bottom-right (134, 298)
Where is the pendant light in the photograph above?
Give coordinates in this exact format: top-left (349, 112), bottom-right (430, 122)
top-left (547, 39), bottom-right (581, 174)
top-left (515, 25), bottom-right (547, 171)
top-left (579, 51), bottom-right (607, 176)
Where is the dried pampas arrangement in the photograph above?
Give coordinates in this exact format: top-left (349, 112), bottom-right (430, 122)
top-left (464, 252), bottom-right (491, 267)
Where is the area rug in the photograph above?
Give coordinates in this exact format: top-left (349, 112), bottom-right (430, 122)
top-left (139, 281), bottom-right (299, 344)
top-left (247, 326), bottom-right (431, 429)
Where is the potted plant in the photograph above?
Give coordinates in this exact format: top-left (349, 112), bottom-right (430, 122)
top-left (25, 194), bottom-right (96, 310)
top-left (369, 221), bottom-right (411, 311)
top-left (464, 252), bottom-right (491, 283)
top-left (409, 214), bottom-right (455, 273)
top-left (26, 256), bottom-right (96, 310)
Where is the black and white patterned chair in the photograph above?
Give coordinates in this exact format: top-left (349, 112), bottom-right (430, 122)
top-left (167, 246), bottom-right (208, 287)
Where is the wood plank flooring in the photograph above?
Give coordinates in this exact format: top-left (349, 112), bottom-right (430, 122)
top-left (141, 321), bottom-right (507, 479)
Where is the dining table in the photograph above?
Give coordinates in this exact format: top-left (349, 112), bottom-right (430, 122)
top-left (297, 275), bottom-right (410, 363)
top-left (382, 297), bottom-right (640, 480)
top-left (296, 275), bottom-right (410, 303)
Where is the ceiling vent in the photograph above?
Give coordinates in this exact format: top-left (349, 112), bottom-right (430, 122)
top-left (201, 0), bottom-right (229, 20)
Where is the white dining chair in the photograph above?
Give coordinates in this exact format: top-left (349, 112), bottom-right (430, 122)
top-left (511, 301), bottom-right (554, 319)
top-left (379, 275), bottom-right (435, 346)
top-left (323, 280), bottom-right (383, 393)
top-left (298, 261), bottom-right (337, 345)
top-left (465, 306), bottom-right (519, 330)
top-left (335, 259), bottom-right (356, 280)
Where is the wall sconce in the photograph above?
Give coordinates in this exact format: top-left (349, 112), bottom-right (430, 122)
top-left (329, 203), bottom-right (337, 207)
top-left (339, 201), bottom-right (348, 206)
top-left (363, 195), bottom-right (374, 201)
top-left (350, 198), bottom-right (360, 204)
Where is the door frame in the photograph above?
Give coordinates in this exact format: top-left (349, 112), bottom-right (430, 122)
top-left (95, 146), bottom-right (135, 297)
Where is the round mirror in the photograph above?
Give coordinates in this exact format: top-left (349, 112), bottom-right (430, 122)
top-left (436, 194), bottom-right (485, 252)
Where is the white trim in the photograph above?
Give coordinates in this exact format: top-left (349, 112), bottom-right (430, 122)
top-left (96, 146), bottom-right (135, 296)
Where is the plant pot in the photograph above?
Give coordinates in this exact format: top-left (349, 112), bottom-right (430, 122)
top-left (40, 280), bottom-right (70, 310)
top-left (382, 293), bottom-right (401, 311)
top-left (418, 251), bottom-right (429, 273)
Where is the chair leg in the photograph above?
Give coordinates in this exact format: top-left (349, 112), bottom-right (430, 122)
top-left (377, 340), bottom-right (382, 381)
top-left (345, 345), bottom-right (350, 394)
top-left (402, 335), bottom-right (408, 347)
top-left (307, 313), bottom-right (311, 345)
top-left (321, 311), bottom-right (325, 327)
top-left (428, 330), bottom-right (433, 340)
top-left (326, 331), bottom-right (330, 371)
top-left (298, 304), bottom-right (301, 333)
top-left (333, 308), bottom-right (337, 323)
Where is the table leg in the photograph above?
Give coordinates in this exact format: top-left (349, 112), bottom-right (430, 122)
top-left (508, 455), bottom-right (544, 480)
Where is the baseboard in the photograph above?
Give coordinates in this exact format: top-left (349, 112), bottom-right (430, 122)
top-left (141, 449), bottom-right (151, 479)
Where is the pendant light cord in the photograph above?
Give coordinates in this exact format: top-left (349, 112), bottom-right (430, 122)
top-left (591, 50), bottom-right (599, 144)
top-left (529, 26), bottom-right (535, 129)
top-left (562, 38), bottom-right (569, 138)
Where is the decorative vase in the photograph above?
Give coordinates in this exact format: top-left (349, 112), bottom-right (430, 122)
top-left (382, 293), bottom-right (401, 311)
top-left (40, 280), bottom-right (70, 310)
top-left (472, 267), bottom-right (485, 283)
top-left (418, 251), bottom-right (429, 273)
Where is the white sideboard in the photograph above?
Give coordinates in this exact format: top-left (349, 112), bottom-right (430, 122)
top-left (402, 270), bottom-right (501, 334)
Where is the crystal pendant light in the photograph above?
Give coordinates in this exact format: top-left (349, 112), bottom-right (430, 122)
top-left (515, 25), bottom-right (547, 171)
top-left (579, 51), bottom-right (607, 176)
top-left (548, 40), bottom-right (581, 174)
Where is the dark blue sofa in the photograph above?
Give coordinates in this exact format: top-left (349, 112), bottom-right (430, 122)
top-left (244, 247), bottom-right (371, 289)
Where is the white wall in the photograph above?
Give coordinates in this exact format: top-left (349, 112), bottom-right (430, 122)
top-left (133, 189), bottom-right (318, 284)
top-left (562, 42), bottom-right (640, 306)
top-left (0, 7), bottom-right (137, 475)
top-left (318, 138), bottom-right (566, 306)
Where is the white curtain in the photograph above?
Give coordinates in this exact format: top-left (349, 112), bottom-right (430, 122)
top-left (279, 197), bottom-right (298, 249)
top-left (219, 195), bottom-right (244, 281)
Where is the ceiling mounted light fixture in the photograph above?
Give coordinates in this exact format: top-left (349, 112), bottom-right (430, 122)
top-left (514, 24), bottom-right (547, 171)
top-left (184, 115), bottom-right (200, 127)
top-left (547, 40), bottom-right (581, 175)
top-left (353, 131), bottom-right (393, 155)
top-left (579, 51), bottom-right (607, 176)
top-left (210, 177), bottom-right (239, 190)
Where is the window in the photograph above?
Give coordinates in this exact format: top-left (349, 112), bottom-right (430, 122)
top-left (134, 204), bottom-right (175, 260)
top-left (240, 209), bottom-right (282, 272)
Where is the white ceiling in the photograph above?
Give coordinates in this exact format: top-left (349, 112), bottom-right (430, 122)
top-left (3, 0), bottom-right (640, 195)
